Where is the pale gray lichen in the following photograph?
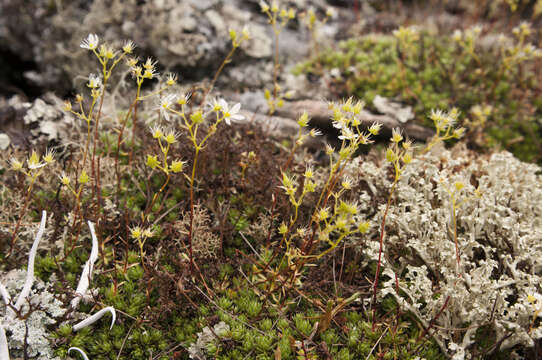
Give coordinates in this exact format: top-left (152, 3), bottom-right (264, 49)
top-left (188, 321), bottom-right (230, 360)
top-left (1, 270), bottom-right (65, 359)
top-left (347, 145), bottom-right (542, 359)
top-left (1, 213), bottom-right (115, 360)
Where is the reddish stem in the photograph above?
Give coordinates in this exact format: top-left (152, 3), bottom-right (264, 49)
top-left (372, 181), bottom-right (398, 331)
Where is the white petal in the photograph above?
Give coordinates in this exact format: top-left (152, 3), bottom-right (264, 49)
top-left (231, 103), bottom-right (241, 113)
top-left (231, 114), bottom-right (245, 121)
top-left (28, 162), bottom-right (47, 170)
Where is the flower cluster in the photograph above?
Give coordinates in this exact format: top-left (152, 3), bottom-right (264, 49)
top-left (329, 98), bottom-right (380, 157)
top-left (425, 108), bottom-right (465, 152)
top-left (10, 149), bottom-right (55, 183)
top-left (259, 0), bottom-right (297, 114)
top-left (229, 25), bottom-right (250, 48)
top-left (146, 126), bottom-right (185, 174)
top-left (502, 22), bottom-right (542, 70)
top-left (393, 26), bottom-right (419, 52)
top-left (260, 1), bottom-right (296, 25)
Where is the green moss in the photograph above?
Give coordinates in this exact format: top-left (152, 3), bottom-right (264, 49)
top-left (298, 31), bottom-right (542, 163)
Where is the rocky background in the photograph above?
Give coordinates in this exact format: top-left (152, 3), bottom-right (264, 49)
top-left (0, 0), bottom-right (537, 149)
top-left (0, 0), bottom-right (435, 150)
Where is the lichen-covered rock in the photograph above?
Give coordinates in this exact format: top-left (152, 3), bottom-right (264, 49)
top-left (347, 145), bottom-right (542, 359)
top-left (0, 0), bottom-right (318, 94)
top-left (0, 93), bottom-right (73, 147)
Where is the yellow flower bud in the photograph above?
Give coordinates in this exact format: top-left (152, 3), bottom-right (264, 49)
top-left (59, 173), bottom-right (70, 186)
top-left (358, 222), bottom-right (370, 234)
top-left (170, 160), bottom-right (185, 173)
top-left (317, 208), bottom-right (329, 222)
top-left (146, 155), bottom-right (159, 169)
top-left (143, 228), bottom-right (154, 238)
top-left (78, 170), bottom-right (89, 184)
top-left (164, 131), bottom-right (177, 144)
top-left (43, 149), bottom-right (55, 164)
top-left (403, 152), bottom-right (412, 164)
top-left (190, 111), bottom-right (204, 124)
top-left (304, 180), bottom-right (316, 193)
top-left (454, 181), bottom-right (465, 192)
top-left (130, 226), bottom-right (142, 240)
top-left (297, 111), bottom-right (309, 127)
top-left (10, 158), bottom-right (23, 171)
top-left (391, 128), bottom-right (403, 143)
top-left (386, 148), bottom-right (396, 163)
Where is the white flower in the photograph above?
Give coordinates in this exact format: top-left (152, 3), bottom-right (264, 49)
top-left (259, 0), bottom-right (270, 12)
top-left (209, 97), bottom-right (223, 112)
top-left (368, 122), bottom-right (382, 136)
top-left (28, 160), bottom-right (46, 170)
top-left (219, 99), bottom-right (245, 125)
top-left (391, 127), bottom-right (403, 143)
top-left (80, 34), bottom-right (99, 50)
top-left (159, 94), bottom-right (177, 121)
top-left (452, 29), bottom-right (462, 42)
top-left (338, 127), bottom-right (358, 141)
top-left (122, 40), bottom-right (136, 54)
top-left (242, 25), bottom-right (250, 39)
top-left (10, 157), bottom-right (23, 171)
top-left (165, 73), bottom-right (178, 86)
top-left (310, 128), bottom-right (323, 137)
top-left (27, 150), bottom-right (46, 170)
top-left (149, 125), bottom-right (164, 139)
top-left (177, 93), bottom-right (191, 105)
top-left (332, 119), bottom-right (345, 129)
top-left (87, 74), bottom-right (102, 89)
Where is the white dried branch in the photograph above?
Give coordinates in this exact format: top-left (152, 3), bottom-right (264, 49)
top-left (73, 306), bottom-right (116, 332)
top-left (68, 346), bottom-right (89, 360)
top-left (13, 210), bottom-right (47, 313)
top-left (0, 282), bottom-right (10, 306)
top-left (71, 221), bottom-right (99, 309)
top-left (0, 325), bottom-right (8, 360)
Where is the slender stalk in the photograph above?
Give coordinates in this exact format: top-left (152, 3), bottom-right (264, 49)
top-left (115, 90), bottom-right (140, 202)
top-left (127, 85), bottom-right (141, 166)
top-left (272, 28), bottom-right (280, 102)
top-left (91, 77), bottom-right (108, 223)
top-left (416, 295), bottom-right (451, 342)
top-left (187, 148), bottom-right (200, 270)
top-left (371, 180), bottom-right (398, 331)
top-left (200, 46), bottom-right (238, 108)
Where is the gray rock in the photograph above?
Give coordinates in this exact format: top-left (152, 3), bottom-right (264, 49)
top-left (0, 0), bottom-right (324, 94)
top-left (373, 95), bottom-right (414, 124)
top-left (0, 93), bottom-right (73, 147)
